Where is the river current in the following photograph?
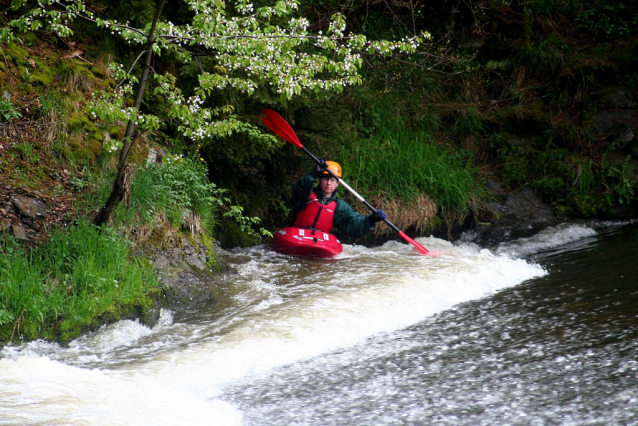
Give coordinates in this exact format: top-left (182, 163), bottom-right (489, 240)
top-left (1, 221), bottom-right (637, 425)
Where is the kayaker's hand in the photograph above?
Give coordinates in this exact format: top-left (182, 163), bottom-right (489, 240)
top-left (311, 159), bottom-right (327, 178)
top-left (371, 209), bottom-right (387, 223)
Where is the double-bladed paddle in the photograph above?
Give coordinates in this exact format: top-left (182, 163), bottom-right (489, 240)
top-left (261, 108), bottom-right (435, 256)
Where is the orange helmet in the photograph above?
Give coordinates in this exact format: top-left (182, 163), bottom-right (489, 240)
top-left (322, 161), bottom-right (342, 178)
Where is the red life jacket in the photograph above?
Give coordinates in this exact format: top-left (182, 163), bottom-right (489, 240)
top-left (293, 192), bottom-right (337, 232)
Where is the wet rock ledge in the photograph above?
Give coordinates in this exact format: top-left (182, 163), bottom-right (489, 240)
top-left (139, 238), bottom-right (229, 310)
top-left (466, 182), bottom-right (557, 248)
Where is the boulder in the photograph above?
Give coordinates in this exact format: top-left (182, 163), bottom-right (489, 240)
top-left (11, 194), bottom-right (47, 225)
top-left (617, 124), bottom-right (635, 148)
top-left (141, 238), bottom-right (230, 309)
top-left (472, 186), bottom-right (555, 248)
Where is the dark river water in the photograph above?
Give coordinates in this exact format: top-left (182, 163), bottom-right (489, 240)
top-left (1, 221), bottom-right (637, 425)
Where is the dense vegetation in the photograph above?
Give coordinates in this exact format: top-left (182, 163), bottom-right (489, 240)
top-left (294, 0), bottom-right (638, 225)
top-left (1, 220), bottom-right (158, 343)
top-left (1, 0), bottom-right (638, 344)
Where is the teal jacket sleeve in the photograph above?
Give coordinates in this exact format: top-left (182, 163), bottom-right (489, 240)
top-left (291, 173), bottom-right (317, 212)
top-left (333, 199), bottom-right (376, 238)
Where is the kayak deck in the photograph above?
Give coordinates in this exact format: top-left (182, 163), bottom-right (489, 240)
top-left (268, 227), bottom-right (342, 258)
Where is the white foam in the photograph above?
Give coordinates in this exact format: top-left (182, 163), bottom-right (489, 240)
top-left (136, 240), bottom-right (545, 397)
top-left (0, 236), bottom-right (546, 425)
top-left (496, 223), bottom-right (597, 257)
top-left (0, 356), bottom-right (242, 425)
top-left (0, 309), bottom-right (174, 365)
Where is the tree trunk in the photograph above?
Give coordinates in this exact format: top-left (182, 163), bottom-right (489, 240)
top-left (93, 0), bottom-right (167, 227)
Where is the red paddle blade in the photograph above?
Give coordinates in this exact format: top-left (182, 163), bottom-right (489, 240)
top-left (398, 231), bottom-right (440, 257)
top-left (261, 109), bottom-right (303, 148)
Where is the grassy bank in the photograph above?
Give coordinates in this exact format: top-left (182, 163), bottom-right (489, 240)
top-left (0, 149), bottom-right (272, 345)
top-left (335, 105), bottom-right (484, 234)
top-left (0, 220), bottom-right (160, 344)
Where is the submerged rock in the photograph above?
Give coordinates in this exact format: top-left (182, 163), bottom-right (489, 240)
top-left (471, 186), bottom-right (556, 248)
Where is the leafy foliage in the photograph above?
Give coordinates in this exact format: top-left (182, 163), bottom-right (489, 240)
top-left (0, 98), bottom-right (22, 122)
top-left (2, 0), bottom-right (431, 234)
top-left (2, 0), bottom-right (427, 150)
top-left (527, 0), bottom-right (638, 39)
top-left (111, 152), bottom-right (271, 241)
top-left (500, 144), bottom-right (638, 216)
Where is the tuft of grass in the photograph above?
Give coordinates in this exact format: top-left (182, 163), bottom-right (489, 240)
top-left (338, 113), bottom-right (484, 231)
top-left (452, 106), bottom-right (485, 139)
top-left (104, 151), bottom-right (270, 246)
top-left (0, 98), bottom-right (22, 122)
top-left (367, 192), bottom-right (439, 237)
top-left (0, 220), bottom-right (159, 344)
top-left (110, 154), bottom-right (223, 236)
top-left (512, 36), bottom-right (567, 76)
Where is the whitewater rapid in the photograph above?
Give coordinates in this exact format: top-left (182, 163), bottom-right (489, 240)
top-left (0, 225), bottom-right (570, 425)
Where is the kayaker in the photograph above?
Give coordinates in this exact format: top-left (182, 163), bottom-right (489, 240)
top-left (291, 160), bottom-right (387, 238)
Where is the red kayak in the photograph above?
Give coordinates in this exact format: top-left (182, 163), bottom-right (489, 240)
top-left (268, 227), bottom-right (343, 258)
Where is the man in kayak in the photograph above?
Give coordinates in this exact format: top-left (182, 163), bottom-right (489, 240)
top-left (291, 160), bottom-right (387, 238)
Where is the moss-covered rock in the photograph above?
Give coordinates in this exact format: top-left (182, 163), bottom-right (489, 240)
top-left (90, 66), bottom-right (106, 78)
top-left (5, 43), bottom-right (29, 66)
top-left (68, 114), bottom-right (99, 133)
top-left (108, 126), bottom-right (124, 138)
top-left (21, 31), bottom-right (38, 46)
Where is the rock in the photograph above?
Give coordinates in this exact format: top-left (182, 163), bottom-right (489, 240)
top-left (485, 178), bottom-right (504, 193)
top-left (142, 238), bottom-right (228, 309)
top-left (11, 194), bottom-right (47, 224)
top-left (1, 218), bottom-right (10, 232)
top-left (508, 138), bottom-right (526, 146)
top-left (486, 179), bottom-right (500, 192)
top-left (617, 124), bottom-right (635, 147)
top-left (592, 110), bottom-right (634, 135)
top-left (485, 187), bottom-right (554, 220)
top-left (11, 224), bottom-right (28, 240)
top-left (146, 148), bottom-right (159, 165)
top-left (597, 90), bottom-right (633, 109)
top-left (146, 147), bottom-right (166, 165)
top-left (158, 268), bottom-right (213, 308)
top-left (486, 201), bottom-right (514, 215)
top-left (505, 188), bottom-right (554, 221)
top-left (471, 187), bottom-right (555, 248)
top-left (153, 254), bottom-right (169, 270)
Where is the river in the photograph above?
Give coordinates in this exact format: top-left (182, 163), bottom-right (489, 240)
top-left (1, 221), bottom-right (637, 425)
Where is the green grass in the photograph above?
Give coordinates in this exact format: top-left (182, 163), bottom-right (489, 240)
top-left (0, 220), bottom-right (159, 344)
top-left (337, 113), bottom-right (484, 217)
top-left (101, 154), bottom-right (225, 241)
top-left (102, 152), bottom-right (270, 246)
top-left (499, 144), bottom-right (638, 216)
